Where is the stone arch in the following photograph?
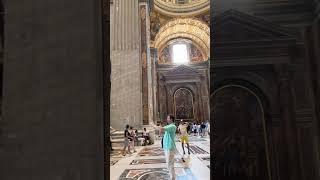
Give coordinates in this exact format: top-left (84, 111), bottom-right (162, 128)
top-left (153, 18), bottom-right (210, 59)
top-left (212, 78), bottom-right (272, 114)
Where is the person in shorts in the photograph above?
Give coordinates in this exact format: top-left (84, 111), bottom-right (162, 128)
top-left (178, 119), bottom-right (190, 155)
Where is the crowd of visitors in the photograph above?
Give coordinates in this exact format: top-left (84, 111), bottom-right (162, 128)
top-left (121, 125), bottom-right (151, 156)
top-left (117, 116), bottom-right (210, 179)
top-left (188, 121), bottom-right (210, 137)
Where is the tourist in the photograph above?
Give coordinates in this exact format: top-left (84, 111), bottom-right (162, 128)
top-left (207, 121), bottom-right (210, 135)
top-left (122, 124), bottom-right (131, 156)
top-left (205, 121), bottom-right (210, 136)
top-left (192, 123), bottom-right (197, 136)
top-left (201, 122), bottom-right (206, 137)
top-left (129, 126), bottom-right (137, 153)
top-left (153, 115), bottom-right (177, 180)
top-left (197, 123), bottom-right (201, 136)
top-left (186, 122), bottom-right (191, 134)
top-left (178, 119), bottom-right (190, 155)
top-left (135, 129), bottom-right (139, 146)
top-left (142, 127), bottom-right (150, 145)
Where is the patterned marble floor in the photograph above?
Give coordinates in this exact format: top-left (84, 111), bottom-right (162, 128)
top-left (110, 135), bottom-right (210, 180)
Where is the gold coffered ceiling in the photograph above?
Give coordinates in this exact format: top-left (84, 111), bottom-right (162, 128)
top-left (153, 18), bottom-right (210, 59)
top-left (154, 0), bottom-right (210, 17)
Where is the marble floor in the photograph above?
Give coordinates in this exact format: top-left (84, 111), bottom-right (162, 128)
top-left (110, 135), bottom-right (210, 180)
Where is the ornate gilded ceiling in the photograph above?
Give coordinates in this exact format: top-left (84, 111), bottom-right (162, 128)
top-left (154, 0), bottom-right (210, 17)
top-left (153, 18), bottom-right (210, 60)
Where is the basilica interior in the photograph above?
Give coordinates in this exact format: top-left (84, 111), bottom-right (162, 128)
top-left (0, 0), bottom-right (320, 180)
top-left (110, 0), bottom-right (211, 179)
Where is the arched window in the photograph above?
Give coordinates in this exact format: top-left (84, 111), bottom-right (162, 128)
top-left (172, 43), bottom-right (189, 64)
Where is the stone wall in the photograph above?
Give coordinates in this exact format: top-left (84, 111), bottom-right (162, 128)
top-left (0, 0), bottom-right (104, 179)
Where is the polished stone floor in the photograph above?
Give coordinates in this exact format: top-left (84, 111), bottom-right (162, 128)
top-left (110, 135), bottom-right (210, 180)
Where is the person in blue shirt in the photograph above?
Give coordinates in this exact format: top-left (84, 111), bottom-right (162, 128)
top-left (153, 115), bottom-right (177, 180)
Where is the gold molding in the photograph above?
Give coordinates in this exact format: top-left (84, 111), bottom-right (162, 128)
top-left (154, 0), bottom-right (210, 17)
top-left (154, 18), bottom-right (210, 59)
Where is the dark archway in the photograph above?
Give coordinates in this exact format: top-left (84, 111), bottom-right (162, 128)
top-left (211, 83), bottom-right (271, 179)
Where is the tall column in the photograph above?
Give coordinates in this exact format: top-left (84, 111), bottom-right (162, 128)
top-left (110, 0), bottom-right (142, 129)
top-left (304, 23), bottom-right (320, 178)
top-left (276, 64), bottom-right (301, 180)
top-left (195, 82), bottom-right (203, 122)
top-left (139, 1), bottom-right (153, 125)
top-left (166, 85), bottom-right (174, 115)
top-left (201, 75), bottom-right (210, 121)
top-left (158, 77), bottom-right (167, 121)
top-left (151, 48), bottom-right (158, 124)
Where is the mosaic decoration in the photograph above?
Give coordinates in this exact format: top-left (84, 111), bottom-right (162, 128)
top-left (110, 149), bottom-right (125, 158)
top-left (119, 167), bottom-right (196, 180)
top-left (137, 147), bottom-right (180, 157)
top-left (176, 136), bottom-right (207, 142)
top-left (110, 149), bottom-right (125, 166)
top-left (137, 147), bottom-right (165, 157)
top-left (130, 158), bottom-right (183, 165)
top-left (190, 44), bottom-right (204, 62)
top-left (188, 136), bottom-right (208, 142)
top-left (198, 156), bottom-right (210, 168)
top-left (189, 145), bottom-right (208, 154)
top-left (201, 157), bottom-right (210, 162)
